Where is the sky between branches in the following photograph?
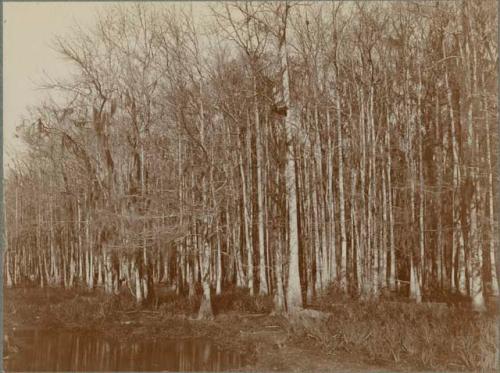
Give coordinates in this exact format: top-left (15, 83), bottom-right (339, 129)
top-left (3, 1), bottom-right (212, 167)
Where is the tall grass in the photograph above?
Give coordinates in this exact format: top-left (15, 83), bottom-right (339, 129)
top-left (291, 299), bottom-right (498, 371)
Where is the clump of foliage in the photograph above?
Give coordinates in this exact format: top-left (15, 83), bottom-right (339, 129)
top-left (155, 290), bottom-right (198, 317)
top-left (290, 300), bottom-right (498, 371)
top-left (212, 286), bottom-right (274, 315)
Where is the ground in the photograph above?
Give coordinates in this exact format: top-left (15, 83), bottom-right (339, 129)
top-left (3, 287), bottom-right (498, 372)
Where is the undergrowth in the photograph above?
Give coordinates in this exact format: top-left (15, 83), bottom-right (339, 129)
top-left (212, 286), bottom-right (274, 315)
top-left (5, 286), bottom-right (498, 372)
top-left (293, 290), bottom-right (498, 372)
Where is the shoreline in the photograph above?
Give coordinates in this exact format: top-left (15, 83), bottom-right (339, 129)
top-left (4, 287), bottom-right (497, 372)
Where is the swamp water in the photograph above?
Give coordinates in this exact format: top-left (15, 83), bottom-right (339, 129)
top-left (4, 329), bottom-right (246, 371)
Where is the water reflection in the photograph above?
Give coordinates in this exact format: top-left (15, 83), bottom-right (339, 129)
top-left (4, 329), bottom-right (245, 372)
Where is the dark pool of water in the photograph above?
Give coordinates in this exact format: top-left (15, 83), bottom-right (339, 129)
top-left (4, 329), bottom-right (246, 372)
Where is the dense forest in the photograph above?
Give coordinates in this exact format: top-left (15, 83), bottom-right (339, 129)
top-left (4, 1), bottom-right (498, 318)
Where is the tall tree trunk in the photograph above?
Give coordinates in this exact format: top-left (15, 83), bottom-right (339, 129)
top-left (239, 139), bottom-right (253, 295)
top-left (358, 91), bottom-right (368, 297)
top-left (276, 4), bottom-right (302, 312)
top-left (197, 80), bottom-right (213, 319)
top-left (444, 41), bottom-right (465, 295)
top-left (466, 37), bottom-right (485, 311)
top-left (336, 83), bottom-right (347, 293)
top-left (482, 73), bottom-right (499, 296)
top-left (255, 80), bottom-right (268, 295)
top-left (386, 128), bottom-right (396, 292)
top-left (417, 66), bottom-right (425, 298)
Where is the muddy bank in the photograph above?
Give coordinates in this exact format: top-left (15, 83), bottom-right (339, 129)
top-left (2, 288), bottom-right (372, 372)
top-left (4, 288), bottom-right (497, 372)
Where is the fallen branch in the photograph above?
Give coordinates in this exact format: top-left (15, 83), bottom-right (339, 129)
top-left (240, 313), bottom-right (267, 318)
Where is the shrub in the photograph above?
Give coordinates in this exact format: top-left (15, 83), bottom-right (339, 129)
top-left (212, 286), bottom-right (273, 315)
top-left (147, 285), bottom-right (198, 316)
top-left (289, 301), bottom-right (498, 371)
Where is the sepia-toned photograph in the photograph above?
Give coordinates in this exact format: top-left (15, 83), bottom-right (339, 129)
top-left (2, 1), bottom-right (499, 372)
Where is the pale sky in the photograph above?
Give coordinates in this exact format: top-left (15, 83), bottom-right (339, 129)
top-left (3, 2), bottom-right (113, 165)
top-left (3, 2), bottom-right (210, 167)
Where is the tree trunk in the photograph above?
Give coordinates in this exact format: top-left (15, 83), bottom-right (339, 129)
top-left (255, 82), bottom-right (268, 296)
top-left (336, 85), bottom-right (347, 293)
top-left (483, 73), bottom-right (499, 296)
top-left (239, 145), bottom-right (253, 295)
